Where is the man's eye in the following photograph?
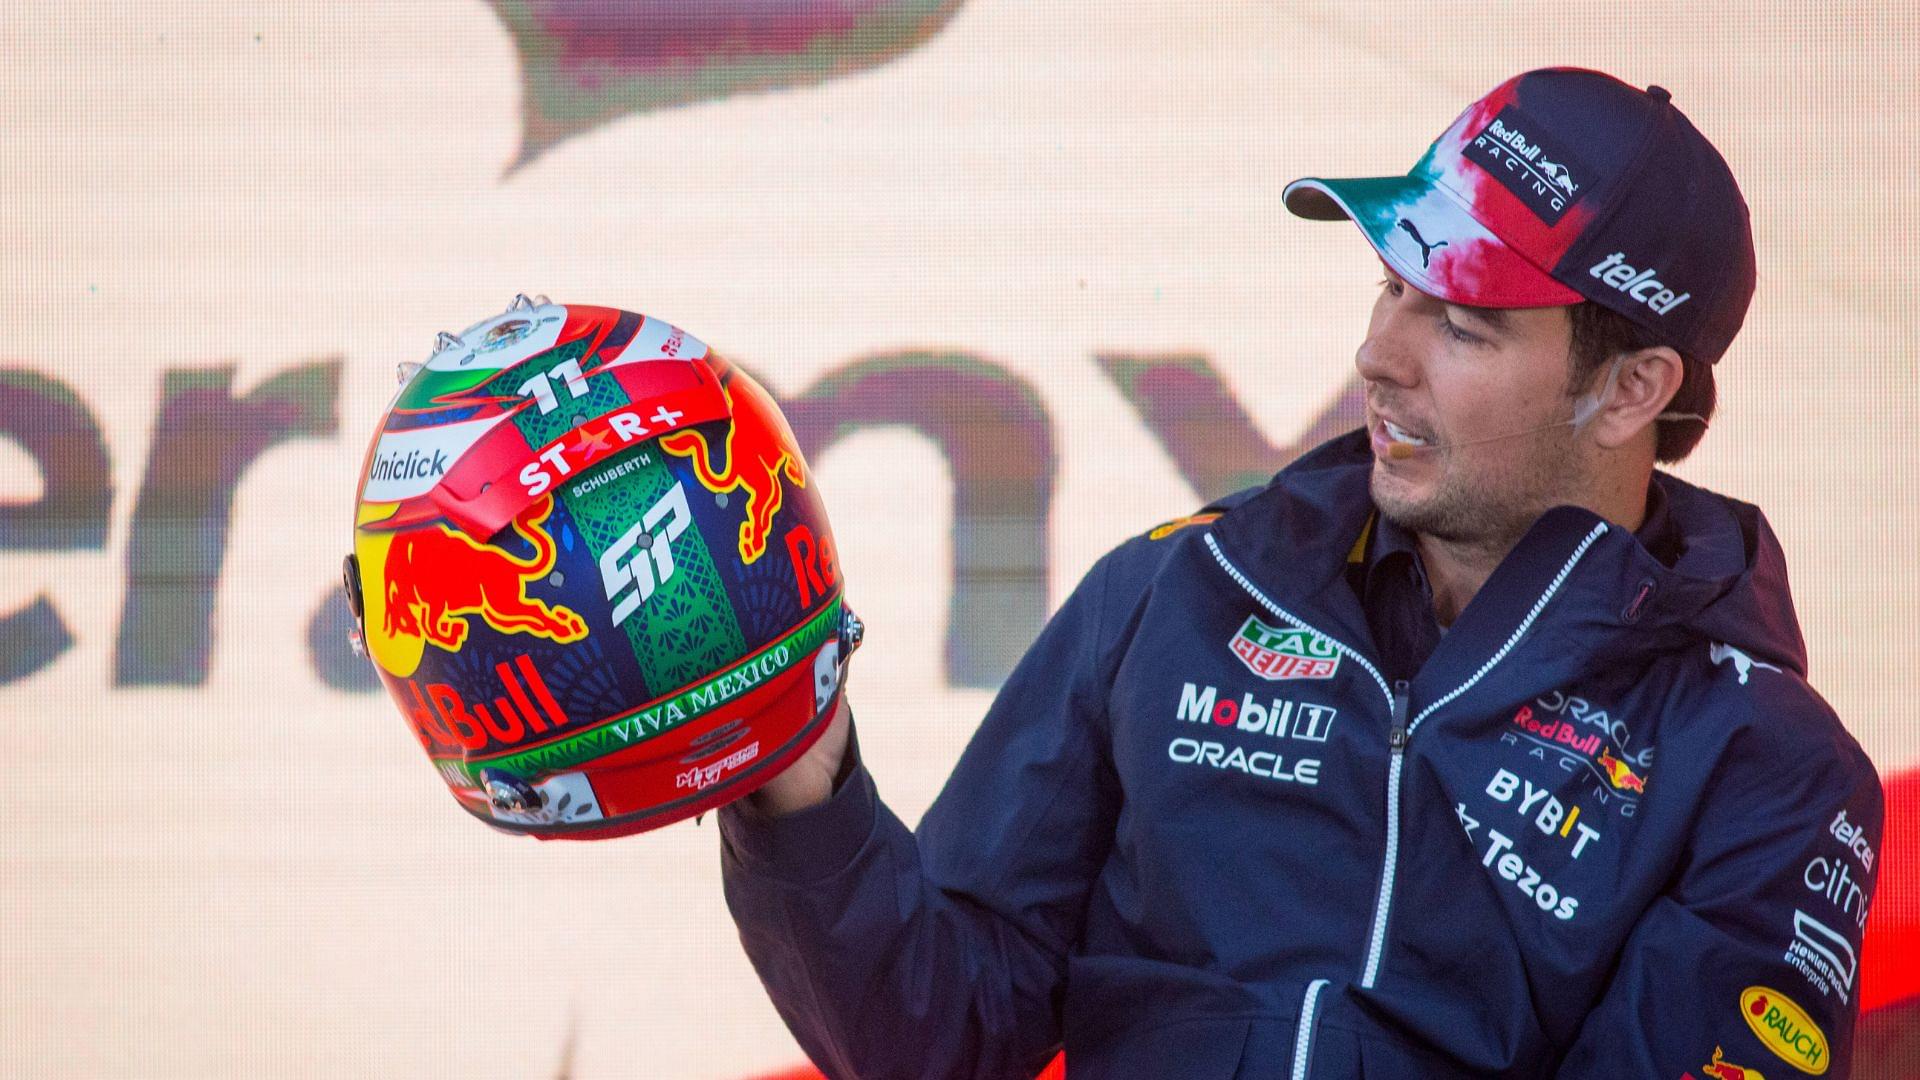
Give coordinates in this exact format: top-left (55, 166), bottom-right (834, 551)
top-left (1440, 318), bottom-right (1482, 345)
top-left (1378, 277), bottom-right (1403, 298)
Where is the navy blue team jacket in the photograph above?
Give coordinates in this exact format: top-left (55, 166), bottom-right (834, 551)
top-left (719, 429), bottom-right (1883, 1079)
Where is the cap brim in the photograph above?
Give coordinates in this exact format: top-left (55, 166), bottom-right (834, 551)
top-left (1284, 175), bottom-right (1581, 308)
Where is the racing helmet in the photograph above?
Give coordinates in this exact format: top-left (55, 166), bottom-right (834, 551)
top-left (341, 296), bottom-right (859, 839)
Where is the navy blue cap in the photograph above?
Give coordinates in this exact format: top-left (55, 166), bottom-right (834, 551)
top-left (1285, 67), bottom-right (1757, 362)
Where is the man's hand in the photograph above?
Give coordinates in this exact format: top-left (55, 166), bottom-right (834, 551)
top-left (744, 695), bottom-right (852, 817)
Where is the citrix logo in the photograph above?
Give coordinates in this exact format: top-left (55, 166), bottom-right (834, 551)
top-left (1588, 252), bottom-right (1691, 314)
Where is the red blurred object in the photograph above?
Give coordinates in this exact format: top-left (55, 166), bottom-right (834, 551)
top-left (1861, 765), bottom-right (1920, 1011)
top-left (745, 1052), bottom-right (1066, 1080)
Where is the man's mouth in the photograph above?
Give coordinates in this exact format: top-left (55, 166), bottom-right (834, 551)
top-left (1382, 419), bottom-right (1432, 448)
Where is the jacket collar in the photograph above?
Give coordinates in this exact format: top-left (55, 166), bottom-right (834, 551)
top-left (1204, 429), bottom-right (1795, 698)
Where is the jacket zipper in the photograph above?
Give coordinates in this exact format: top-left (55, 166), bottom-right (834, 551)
top-left (1204, 532), bottom-right (1393, 1070)
top-left (1359, 681), bottom-right (1410, 988)
top-left (1290, 977), bottom-right (1331, 1080)
top-left (1205, 524), bottom-right (1610, 992)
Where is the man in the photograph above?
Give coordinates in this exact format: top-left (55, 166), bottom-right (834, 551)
top-left (718, 68), bottom-right (1883, 1079)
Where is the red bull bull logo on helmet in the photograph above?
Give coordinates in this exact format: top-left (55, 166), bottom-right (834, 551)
top-left (659, 368), bottom-right (806, 566)
top-left (373, 495), bottom-right (586, 670)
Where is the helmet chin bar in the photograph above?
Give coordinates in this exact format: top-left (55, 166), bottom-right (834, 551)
top-left (341, 554), bottom-right (369, 660)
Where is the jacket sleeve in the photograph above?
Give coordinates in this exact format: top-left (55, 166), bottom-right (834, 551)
top-left (1555, 697), bottom-right (1884, 1080)
top-left (718, 551), bottom-right (1126, 1080)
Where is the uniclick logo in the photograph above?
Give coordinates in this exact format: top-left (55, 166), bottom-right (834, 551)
top-left (1229, 615), bottom-right (1340, 681)
top-left (369, 447), bottom-right (449, 484)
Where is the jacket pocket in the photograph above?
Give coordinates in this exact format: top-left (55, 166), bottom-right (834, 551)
top-left (1063, 1014), bottom-right (1254, 1079)
top-left (1061, 955), bottom-right (1276, 1078)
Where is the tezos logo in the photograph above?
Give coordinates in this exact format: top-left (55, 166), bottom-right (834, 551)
top-left (1228, 615), bottom-right (1340, 681)
top-left (1463, 106), bottom-right (1589, 224)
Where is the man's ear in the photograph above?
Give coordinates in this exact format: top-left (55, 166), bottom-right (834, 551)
top-left (1590, 346), bottom-right (1684, 450)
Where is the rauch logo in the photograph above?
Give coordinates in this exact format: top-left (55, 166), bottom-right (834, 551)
top-left (1739, 986), bottom-right (1829, 1075)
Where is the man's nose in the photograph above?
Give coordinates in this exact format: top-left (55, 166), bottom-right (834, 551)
top-left (1355, 302), bottom-right (1422, 388)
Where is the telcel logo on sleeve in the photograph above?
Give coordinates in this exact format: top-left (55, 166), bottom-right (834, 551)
top-left (1739, 986), bottom-right (1829, 1075)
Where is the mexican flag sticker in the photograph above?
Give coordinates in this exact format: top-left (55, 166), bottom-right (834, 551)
top-left (1229, 615), bottom-right (1341, 681)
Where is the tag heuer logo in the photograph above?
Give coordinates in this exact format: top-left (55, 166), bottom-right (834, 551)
top-left (1229, 615), bottom-right (1341, 681)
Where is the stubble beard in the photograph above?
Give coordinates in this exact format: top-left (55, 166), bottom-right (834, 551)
top-left (1370, 422), bottom-right (1587, 549)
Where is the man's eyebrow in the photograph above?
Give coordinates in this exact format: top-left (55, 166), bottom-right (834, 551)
top-left (1454, 303), bottom-right (1511, 332)
top-left (1378, 258), bottom-right (1515, 332)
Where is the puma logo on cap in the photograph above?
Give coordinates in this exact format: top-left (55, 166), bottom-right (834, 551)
top-left (1396, 218), bottom-right (1448, 269)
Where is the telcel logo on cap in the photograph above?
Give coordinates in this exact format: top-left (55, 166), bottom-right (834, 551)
top-left (1588, 252), bottom-right (1691, 314)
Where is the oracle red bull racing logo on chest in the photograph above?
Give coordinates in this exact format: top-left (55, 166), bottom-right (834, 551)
top-left (1500, 689), bottom-right (1652, 813)
top-left (1228, 615), bottom-right (1341, 681)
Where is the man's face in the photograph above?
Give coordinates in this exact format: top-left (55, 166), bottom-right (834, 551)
top-left (1359, 264), bottom-right (1589, 545)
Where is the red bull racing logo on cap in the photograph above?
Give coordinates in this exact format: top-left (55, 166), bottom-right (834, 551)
top-left (1228, 615), bottom-right (1341, 681)
top-left (1463, 105), bottom-right (1592, 225)
top-left (659, 369), bottom-right (806, 565)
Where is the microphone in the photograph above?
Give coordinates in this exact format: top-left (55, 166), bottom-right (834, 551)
top-left (1383, 408), bottom-right (1711, 460)
top-left (1386, 420), bottom-right (1572, 459)
top-left (1381, 354), bottom-right (1708, 460)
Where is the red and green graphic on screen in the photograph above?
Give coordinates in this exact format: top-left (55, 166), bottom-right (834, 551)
top-left (341, 297), bottom-right (858, 839)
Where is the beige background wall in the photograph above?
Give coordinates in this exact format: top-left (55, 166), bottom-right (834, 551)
top-left (1, 3), bottom-right (1915, 1077)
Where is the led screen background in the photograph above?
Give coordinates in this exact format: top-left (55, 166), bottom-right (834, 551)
top-left (1, 3), bottom-right (1916, 1077)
